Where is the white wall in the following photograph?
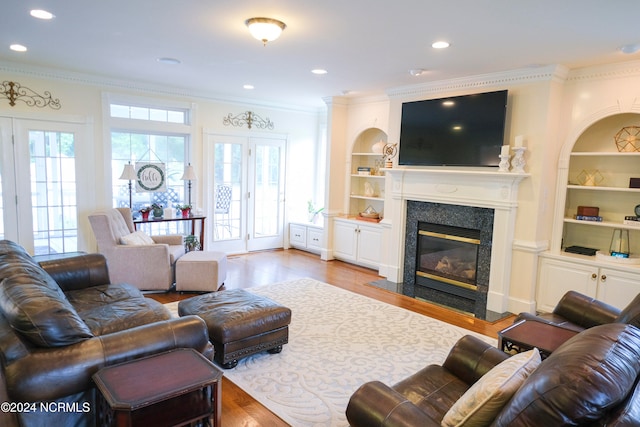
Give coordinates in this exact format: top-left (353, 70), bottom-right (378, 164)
top-left (0, 66), bottom-right (323, 252)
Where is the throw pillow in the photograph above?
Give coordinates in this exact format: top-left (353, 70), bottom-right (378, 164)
top-left (120, 231), bottom-right (155, 246)
top-left (441, 348), bottom-right (541, 427)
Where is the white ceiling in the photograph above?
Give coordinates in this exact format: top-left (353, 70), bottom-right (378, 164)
top-left (2, 1), bottom-right (640, 109)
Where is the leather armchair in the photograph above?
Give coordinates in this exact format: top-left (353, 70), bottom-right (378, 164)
top-left (346, 335), bottom-right (508, 426)
top-left (515, 290), bottom-right (640, 332)
top-left (346, 324), bottom-right (640, 426)
top-left (88, 207), bottom-right (185, 291)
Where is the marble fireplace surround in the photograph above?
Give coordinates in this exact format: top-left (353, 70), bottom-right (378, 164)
top-left (385, 168), bottom-right (528, 314)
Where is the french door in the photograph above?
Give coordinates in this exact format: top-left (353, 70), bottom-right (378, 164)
top-left (0, 116), bottom-right (90, 255)
top-left (205, 132), bottom-right (286, 253)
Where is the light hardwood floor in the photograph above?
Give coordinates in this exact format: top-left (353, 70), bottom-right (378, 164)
top-left (149, 248), bottom-right (515, 426)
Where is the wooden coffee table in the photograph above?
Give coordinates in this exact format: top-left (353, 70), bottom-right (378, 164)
top-left (93, 348), bottom-right (223, 427)
top-left (498, 319), bottom-right (579, 359)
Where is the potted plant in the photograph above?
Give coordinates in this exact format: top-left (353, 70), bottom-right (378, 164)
top-left (307, 200), bottom-right (324, 223)
top-left (184, 234), bottom-right (200, 252)
top-left (176, 204), bottom-right (192, 218)
top-left (151, 203), bottom-right (164, 219)
top-left (139, 206), bottom-right (151, 221)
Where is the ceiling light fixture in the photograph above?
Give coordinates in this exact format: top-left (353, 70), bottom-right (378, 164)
top-left (432, 41), bottom-right (450, 49)
top-left (30, 9), bottom-right (55, 20)
top-left (311, 69), bottom-right (328, 75)
top-left (245, 17), bottom-right (286, 46)
top-left (409, 69), bottom-right (426, 76)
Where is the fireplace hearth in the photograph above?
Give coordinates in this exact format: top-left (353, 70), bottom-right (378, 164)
top-left (403, 201), bottom-right (494, 318)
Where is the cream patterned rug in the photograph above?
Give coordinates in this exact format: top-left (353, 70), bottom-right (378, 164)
top-left (166, 278), bottom-right (496, 427)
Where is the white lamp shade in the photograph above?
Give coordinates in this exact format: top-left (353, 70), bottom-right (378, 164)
top-left (119, 163), bottom-right (136, 180)
top-left (246, 18), bottom-right (286, 44)
top-left (181, 164), bottom-right (197, 181)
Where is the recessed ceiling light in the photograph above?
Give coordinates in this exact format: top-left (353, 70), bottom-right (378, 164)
top-left (311, 69), bottom-right (328, 75)
top-left (243, 84), bottom-right (254, 90)
top-left (432, 41), bottom-right (450, 49)
top-left (442, 100), bottom-right (455, 107)
top-left (157, 57), bottom-right (181, 65)
top-left (620, 43), bottom-right (640, 54)
top-left (409, 69), bottom-right (426, 76)
top-left (30, 9), bottom-right (55, 20)
top-left (10, 44), bottom-right (27, 52)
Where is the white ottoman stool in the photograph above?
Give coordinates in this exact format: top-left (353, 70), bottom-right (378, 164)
top-left (176, 251), bottom-right (227, 292)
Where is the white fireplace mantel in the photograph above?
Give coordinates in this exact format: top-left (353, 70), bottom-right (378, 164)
top-left (385, 167), bottom-right (529, 314)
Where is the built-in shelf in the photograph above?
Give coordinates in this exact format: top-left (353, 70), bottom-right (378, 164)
top-left (564, 218), bottom-right (640, 231)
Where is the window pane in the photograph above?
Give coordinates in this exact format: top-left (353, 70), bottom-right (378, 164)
top-left (29, 130), bottom-right (77, 255)
top-left (168, 110), bottom-right (185, 124)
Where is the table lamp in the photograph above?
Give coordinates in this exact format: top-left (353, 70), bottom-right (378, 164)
top-left (181, 163), bottom-right (196, 205)
top-left (119, 162), bottom-right (136, 208)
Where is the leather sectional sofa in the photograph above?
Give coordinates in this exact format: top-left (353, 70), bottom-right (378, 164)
top-left (0, 240), bottom-right (214, 427)
top-left (347, 323), bottom-right (640, 426)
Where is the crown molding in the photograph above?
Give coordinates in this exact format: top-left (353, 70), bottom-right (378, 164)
top-left (566, 59), bottom-right (640, 83)
top-left (0, 60), bottom-right (323, 114)
top-left (386, 65), bottom-right (569, 99)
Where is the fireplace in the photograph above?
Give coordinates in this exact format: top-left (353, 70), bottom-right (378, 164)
top-left (403, 201), bottom-right (494, 318)
top-left (385, 168), bottom-right (527, 316)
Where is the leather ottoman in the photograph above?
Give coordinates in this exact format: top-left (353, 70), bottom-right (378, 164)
top-left (178, 289), bottom-right (291, 369)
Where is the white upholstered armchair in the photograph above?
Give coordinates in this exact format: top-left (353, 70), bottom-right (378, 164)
top-left (88, 208), bottom-right (185, 291)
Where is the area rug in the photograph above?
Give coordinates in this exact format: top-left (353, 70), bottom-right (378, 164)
top-left (166, 278), bottom-right (496, 427)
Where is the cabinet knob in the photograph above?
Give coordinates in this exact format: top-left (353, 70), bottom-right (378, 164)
top-left (601, 274), bottom-right (607, 282)
top-left (591, 273), bottom-right (597, 280)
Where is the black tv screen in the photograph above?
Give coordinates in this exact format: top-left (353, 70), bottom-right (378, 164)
top-left (398, 90), bottom-right (508, 167)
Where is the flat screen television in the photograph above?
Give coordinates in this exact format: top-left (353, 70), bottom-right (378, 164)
top-left (398, 90), bottom-right (508, 167)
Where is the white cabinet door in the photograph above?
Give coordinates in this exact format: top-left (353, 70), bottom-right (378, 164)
top-left (596, 268), bottom-right (640, 310)
top-left (537, 258), bottom-right (598, 312)
top-left (307, 227), bottom-right (323, 251)
top-left (333, 220), bottom-right (357, 261)
top-left (357, 223), bottom-right (382, 268)
top-left (289, 224), bottom-right (307, 247)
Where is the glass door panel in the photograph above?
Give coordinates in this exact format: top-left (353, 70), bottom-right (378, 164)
top-left (29, 130), bottom-right (78, 255)
top-left (0, 118), bottom-right (84, 255)
top-left (248, 139), bottom-right (285, 251)
top-left (206, 133), bottom-right (286, 253)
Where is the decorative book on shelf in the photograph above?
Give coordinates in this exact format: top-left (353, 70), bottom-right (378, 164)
top-left (624, 216), bottom-right (640, 226)
top-left (574, 215), bottom-right (603, 222)
top-left (565, 246), bottom-right (598, 256)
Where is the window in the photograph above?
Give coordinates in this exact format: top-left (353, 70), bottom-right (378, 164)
top-left (107, 96), bottom-right (194, 233)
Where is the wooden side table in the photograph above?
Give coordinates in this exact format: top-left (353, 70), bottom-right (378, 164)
top-left (134, 215), bottom-right (206, 250)
top-left (498, 319), bottom-right (579, 359)
top-left (93, 349), bottom-right (223, 427)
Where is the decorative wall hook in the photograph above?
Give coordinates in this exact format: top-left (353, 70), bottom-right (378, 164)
top-left (223, 111), bottom-right (274, 130)
top-left (0, 81), bottom-right (61, 109)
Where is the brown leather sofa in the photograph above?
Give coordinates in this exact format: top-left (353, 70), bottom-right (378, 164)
top-left (514, 290), bottom-right (640, 331)
top-left (0, 240), bottom-right (214, 427)
top-left (346, 323), bottom-right (640, 426)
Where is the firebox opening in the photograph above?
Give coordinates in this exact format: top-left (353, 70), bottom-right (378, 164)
top-left (417, 223), bottom-right (480, 289)
top-left (415, 222), bottom-right (482, 312)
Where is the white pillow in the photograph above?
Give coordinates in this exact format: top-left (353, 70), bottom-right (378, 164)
top-left (441, 348), bottom-right (541, 427)
top-left (120, 231), bottom-right (155, 246)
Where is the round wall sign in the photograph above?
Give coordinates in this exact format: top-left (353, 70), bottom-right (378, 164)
top-left (635, 204), bottom-right (640, 217)
top-left (137, 164), bottom-right (165, 191)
